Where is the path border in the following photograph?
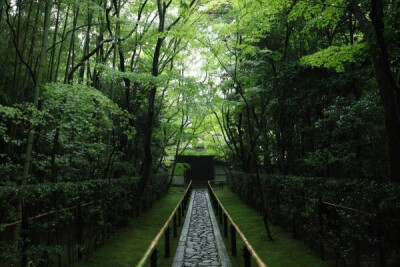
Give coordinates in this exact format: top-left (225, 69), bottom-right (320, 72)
top-left (205, 190), bottom-right (231, 267)
top-left (172, 191), bottom-right (194, 266)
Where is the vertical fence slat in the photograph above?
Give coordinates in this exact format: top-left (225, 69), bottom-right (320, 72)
top-left (178, 205), bottom-right (182, 225)
top-left (165, 226), bottom-right (170, 257)
top-left (219, 205), bottom-right (223, 224)
top-left (173, 214), bottom-right (177, 237)
top-left (150, 249), bottom-right (158, 267)
top-left (77, 203), bottom-right (83, 259)
top-left (231, 224), bottom-right (237, 256)
top-left (137, 181), bottom-right (192, 267)
top-left (208, 181), bottom-right (266, 267)
top-left (243, 246), bottom-right (251, 267)
top-left (224, 214), bottom-right (228, 237)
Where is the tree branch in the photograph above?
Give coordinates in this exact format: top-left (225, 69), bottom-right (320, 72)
top-left (67, 39), bottom-right (113, 83)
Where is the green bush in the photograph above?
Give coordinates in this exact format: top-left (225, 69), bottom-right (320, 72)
top-left (0, 173), bottom-right (168, 266)
top-left (227, 171), bottom-right (400, 266)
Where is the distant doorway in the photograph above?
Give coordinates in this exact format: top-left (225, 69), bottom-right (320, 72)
top-left (175, 155), bottom-right (215, 187)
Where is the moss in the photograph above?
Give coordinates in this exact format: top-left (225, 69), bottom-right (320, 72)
top-left (75, 187), bottom-right (186, 267)
top-left (214, 188), bottom-right (332, 267)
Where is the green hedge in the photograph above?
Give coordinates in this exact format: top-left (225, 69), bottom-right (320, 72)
top-left (0, 173), bottom-right (169, 266)
top-left (227, 171), bottom-right (400, 266)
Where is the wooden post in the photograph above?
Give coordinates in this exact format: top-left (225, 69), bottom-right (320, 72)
top-left (165, 226), bottom-right (170, 257)
top-left (224, 214), bottom-right (228, 237)
top-left (243, 246), bottom-right (251, 267)
top-left (150, 249), bottom-right (158, 267)
top-left (77, 203), bottom-right (83, 259)
top-left (173, 214), bottom-right (177, 237)
top-left (376, 212), bottom-right (386, 266)
top-left (178, 206), bottom-right (182, 225)
top-left (21, 212), bottom-right (28, 267)
top-left (219, 206), bottom-right (223, 224)
top-left (317, 200), bottom-right (325, 260)
top-left (231, 224), bottom-right (237, 256)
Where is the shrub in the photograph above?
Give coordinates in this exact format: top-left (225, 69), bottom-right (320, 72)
top-left (227, 171), bottom-right (400, 266)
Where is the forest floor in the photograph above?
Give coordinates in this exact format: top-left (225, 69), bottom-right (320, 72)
top-left (215, 189), bottom-right (331, 267)
top-left (74, 186), bottom-right (186, 267)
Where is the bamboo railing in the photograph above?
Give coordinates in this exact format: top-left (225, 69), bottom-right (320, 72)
top-left (208, 181), bottom-right (267, 267)
top-left (137, 181), bottom-right (192, 267)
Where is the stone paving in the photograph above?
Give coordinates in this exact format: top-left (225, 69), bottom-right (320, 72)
top-left (182, 190), bottom-right (221, 266)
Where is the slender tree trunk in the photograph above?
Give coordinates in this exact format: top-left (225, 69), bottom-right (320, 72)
top-left (15, 0), bottom-right (34, 102)
top-left (17, 0), bottom-right (52, 261)
top-left (169, 108), bottom-right (186, 186)
top-left (79, 10), bottom-right (92, 83)
top-left (51, 128), bottom-right (59, 182)
top-left (141, 0), bottom-right (165, 189)
top-left (64, 5), bottom-right (79, 83)
top-left (22, 0), bottom-right (52, 185)
top-left (49, 0), bottom-right (61, 82)
top-left (26, 0), bottom-right (41, 74)
top-left (11, 0), bottom-right (22, 102)
top-left (55, 6), bottom-right (70, 82)
top-left (0, 0), bottom-right (4, 24)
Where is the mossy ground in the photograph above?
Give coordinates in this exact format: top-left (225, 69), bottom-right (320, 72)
top-left (214, 188), bottom-right (331, 267)
top-left (74, 187), bottom-right (331, 267)
top-left (75, 186), bottom-right (186, 267)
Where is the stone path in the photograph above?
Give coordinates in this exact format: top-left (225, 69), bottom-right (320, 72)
top-left (184, 190), bottom-right (220, 266)
top-left (172, 189), bottom-right (230, 267)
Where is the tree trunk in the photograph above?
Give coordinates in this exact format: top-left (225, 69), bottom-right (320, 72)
top-left (141, 0), bottom-right (165, 189)
top-left (22, 0), bottom-right (52, 185)
top-left (17, 0), bottom-right (52, 258)
top-left (64, 5), bottom-right (79, 83)
top-left (168, 109), bottom-right (186, 186)
top-left (55, 5), bottom-right (70, 82)
top-left (369, 0), bottom-right (400, 182)
top-left (0, 0), bottom-right (4, 24)
top-left (49, 0), bottom-right (61, 82)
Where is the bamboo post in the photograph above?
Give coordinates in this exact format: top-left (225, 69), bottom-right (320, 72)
top-left (77, 203), bottom-right (83, 259)
top-left (165, 226), bottom-right (170, 257)
top-left (243, 246), bottom-right (251, 267)
top-left (150, 249), bottom-right (158, 267)
top-left (219, 206), bottom-right (223, 224)
top-left (224, 214), bottom-right (228, 237)
top-left (178, 205), bottom-right (182, 225)
top-left (173, 214), bottom-right (177, 237)
top-left (231, 224), bottom-right (237, 256)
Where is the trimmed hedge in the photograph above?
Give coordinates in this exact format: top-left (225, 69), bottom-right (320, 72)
top-left (0, 173), bottom-right (169, 266)
top-left (228, 171), bottom-right (400, 266)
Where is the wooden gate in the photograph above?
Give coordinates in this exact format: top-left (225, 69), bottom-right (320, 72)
top-left (175, 155), bottom-right (215, 187)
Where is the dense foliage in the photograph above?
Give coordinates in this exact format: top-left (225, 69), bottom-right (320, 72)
top-left (0, 0), bottom-right (204, 265)
top-left (228, 171), bottom-right (400, 266)
top-left (0, 174), bottom-right (168, 266)
top-left (203, 0), bottom-right (400, 265)
top-left (1, 0), bottom-right (399, 266)
top-left (205, 0), bottom-right (398, 181)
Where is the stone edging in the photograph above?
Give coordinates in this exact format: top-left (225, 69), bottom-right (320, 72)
top-left (205, 191), bottom-right (231, 267)
top-left (172, 191), bottom-right (195, 266)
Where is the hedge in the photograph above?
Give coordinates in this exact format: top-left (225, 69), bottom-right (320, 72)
top-left (227, 171), bottom-right (400, 266)
top-left (0, 173), bottom-right (169, 266)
